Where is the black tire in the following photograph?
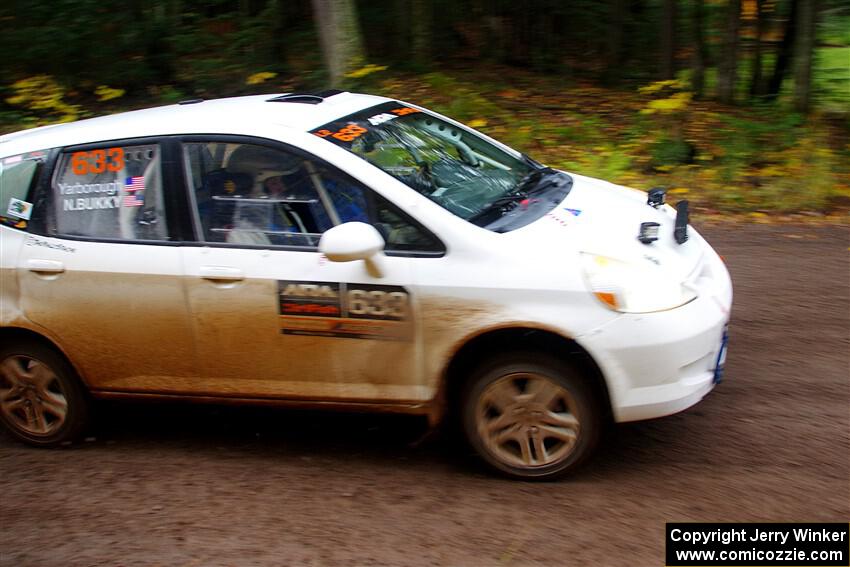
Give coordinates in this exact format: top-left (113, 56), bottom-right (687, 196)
top-left (0, 340), bottom-right (90, 446)
top-left (461, 352), bottom-right (601, 480)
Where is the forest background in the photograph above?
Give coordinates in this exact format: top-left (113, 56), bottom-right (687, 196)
top-left (1, 0), bottom-right (848, 216)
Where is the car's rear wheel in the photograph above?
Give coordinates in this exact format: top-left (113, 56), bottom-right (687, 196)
top-left (0, 341), bottom-right (90, 446)
top-left (462, 352), bottom-right (601, 480)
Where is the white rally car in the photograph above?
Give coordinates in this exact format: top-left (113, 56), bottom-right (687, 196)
top-left (0, 91), bottom-right (731, 479)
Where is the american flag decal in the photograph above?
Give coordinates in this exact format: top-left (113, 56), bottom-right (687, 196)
top-left (123, 176), bottom-right (145, 207)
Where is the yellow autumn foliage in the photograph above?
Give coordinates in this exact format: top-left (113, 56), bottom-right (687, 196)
top-left (638, 79), bottom-right (688, 95)
top-left (95, 85), bottom-right (125, 102)
top-left (345, 64), bottom-right (388, 79)
top-left (246, 71), bottom-right (278, 85)
top-left (5, 75), bottom-right (81, 124)
top-left (641, 92), bottom-right (693, 114)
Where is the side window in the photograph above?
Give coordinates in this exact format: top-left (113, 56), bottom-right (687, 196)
top-left (183, 141), bottom-right (442, 253)
top-left (184, 142), bottom-right (334, 248)
top-left (53, 144), bottom-right (168, 241)
top-left (372, 192), bottom-right (443, 253)
top-left (0, 152), bottom-right (45, 230)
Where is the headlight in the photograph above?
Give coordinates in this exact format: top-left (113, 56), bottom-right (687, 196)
top-left (579, 253), bottom-right (697, 313)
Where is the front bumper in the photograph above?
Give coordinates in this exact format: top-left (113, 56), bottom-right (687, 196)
top-left (577, 243), bottom-right (732, 422)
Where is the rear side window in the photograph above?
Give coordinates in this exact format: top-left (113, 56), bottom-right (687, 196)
top-left (0, 152), bottom-right (46, 230)
top-left (53, 144), bottom-right (169, 241)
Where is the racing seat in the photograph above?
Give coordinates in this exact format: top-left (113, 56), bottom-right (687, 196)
top-left (199, 169), bottom-right (253, 242)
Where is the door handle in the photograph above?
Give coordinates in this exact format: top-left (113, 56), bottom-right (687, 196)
top-left (199, 266), bottom-right (245, 282)
top-left (27, 259), bottom-right (65, 274)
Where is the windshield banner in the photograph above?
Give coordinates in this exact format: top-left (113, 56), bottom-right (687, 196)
top-left (311, 102), bottom-right (420, 147)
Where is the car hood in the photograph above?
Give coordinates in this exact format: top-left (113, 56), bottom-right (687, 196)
top-left (512, 172), bottom-right (705, 279)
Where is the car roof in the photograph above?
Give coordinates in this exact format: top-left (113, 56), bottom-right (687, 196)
top-left (0, 92), bottom-right (390, 156)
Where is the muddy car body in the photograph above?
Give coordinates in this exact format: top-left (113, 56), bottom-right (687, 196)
top-left (0, 91), bottom-right (732, 479)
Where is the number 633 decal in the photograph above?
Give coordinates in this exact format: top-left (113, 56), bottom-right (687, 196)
top-left (71, 148), bottom-right (124, 175)
top-left (346, 287), bottom-right (409, 320)
top-left (278, 281), bottom-right (411, 322)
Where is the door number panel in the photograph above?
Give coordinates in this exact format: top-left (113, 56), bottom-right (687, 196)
top-left (278, 280), bottom-right (412, 340)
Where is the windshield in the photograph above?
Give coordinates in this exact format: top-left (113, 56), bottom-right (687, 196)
top-left (312, 102), bottom-right (553, 224)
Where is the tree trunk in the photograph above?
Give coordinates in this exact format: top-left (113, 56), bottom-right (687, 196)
top-left (411, 0), bottom-right (431, 69)
top-left (270, 0), bottom-right (289, 69)
top-left (793, 0), bottom-right (818, 112)
top-left (749, 0), bottom-right (766, 97)
top-left (661, 0), bottom-right (677, 79)
top-left (717, 0), bottom-right (741, 104)
top-left (392, 0), bottom-right (409, 64)
top-left (691, 0), bottom-right (708, 96)
top-left (310, 0), bottom-right (365, 87)
top-left (767, 0), bottom-right (799, 101)
top-left (603, 0), bottom-right (627, 84)
top-left (141, 1), bottom-right (176, 85)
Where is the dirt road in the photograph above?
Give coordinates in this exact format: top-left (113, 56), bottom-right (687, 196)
top-left (1, 223), bottom-right (848, 567)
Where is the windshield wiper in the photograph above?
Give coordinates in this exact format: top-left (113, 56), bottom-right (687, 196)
top-left (489, 191), bottom-right (529, 207)
top-left (468, 168), bottom-right (559, 225)
top-left (514, 166), bottom-right (558, 195)
top-left (467, 191), bottom-right (528, 224)
top-left (468, 165), bottom-right (566, 226)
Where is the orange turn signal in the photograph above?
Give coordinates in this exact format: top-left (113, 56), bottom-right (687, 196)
top-left (594, 291), bottom-right (620, 310)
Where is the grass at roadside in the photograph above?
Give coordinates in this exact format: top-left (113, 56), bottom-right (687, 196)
top-left (371, 70), bottom-right (849, 217)
top-left (2, 68), bottom-right (848, 219)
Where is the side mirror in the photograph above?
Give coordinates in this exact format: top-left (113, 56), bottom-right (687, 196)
top-left (319, 222), bottom-right (387, 277)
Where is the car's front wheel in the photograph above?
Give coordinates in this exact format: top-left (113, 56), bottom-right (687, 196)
top-left (462, 352), bottom-right (601, 480)
top-left (0, 341), bottom-right (90, 446)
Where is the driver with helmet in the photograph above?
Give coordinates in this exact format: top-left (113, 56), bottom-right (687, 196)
top-left (224, 144), bottom-right (370, 243)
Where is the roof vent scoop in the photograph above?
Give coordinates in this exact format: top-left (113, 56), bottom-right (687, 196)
top-left (267, 90), bottom-right (346, 104)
